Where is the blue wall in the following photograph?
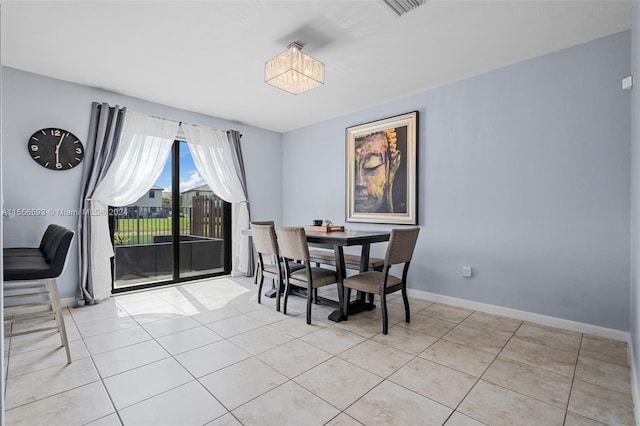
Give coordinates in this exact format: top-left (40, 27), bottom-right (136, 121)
top-left (1, 67), bottom-right (283, 300)
top-left (283, 31), bottom-right (631, 330)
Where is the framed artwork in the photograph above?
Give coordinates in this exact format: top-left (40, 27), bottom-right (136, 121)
top-left (346, 111), bottom-right (418, 225)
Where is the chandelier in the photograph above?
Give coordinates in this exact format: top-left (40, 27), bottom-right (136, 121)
top-left (264, 42), bottom-right (325, 95)
top-left (380, 0), bottom-right (425, 16)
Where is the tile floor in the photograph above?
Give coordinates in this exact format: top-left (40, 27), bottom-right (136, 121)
top-left (2, 276), bottom-right (636, 425)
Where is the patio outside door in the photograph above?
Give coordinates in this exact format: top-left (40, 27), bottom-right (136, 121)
top-left (111, 140), bottom-right (231, 291)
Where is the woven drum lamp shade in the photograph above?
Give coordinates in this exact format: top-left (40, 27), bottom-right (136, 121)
top-left (265, 42), bottom-right (325, 95)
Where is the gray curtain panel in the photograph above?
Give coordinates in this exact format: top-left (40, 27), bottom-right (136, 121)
top-left (77, 102), bottom-right (126, 305)
top-left (227, 130), bottom-right (254, 277)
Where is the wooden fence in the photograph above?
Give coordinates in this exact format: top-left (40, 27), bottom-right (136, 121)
top-left (190, 195), bottom-right (224, 239)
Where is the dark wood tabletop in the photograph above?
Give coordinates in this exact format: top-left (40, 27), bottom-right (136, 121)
top-left (304, 229), bottom-right (390, 246)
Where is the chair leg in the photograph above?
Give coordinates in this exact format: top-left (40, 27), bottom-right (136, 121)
top-left (381, 292), bottom-right (388, 335)
top-left (313, 288), bottom-right (318, 304)
top-left (46, 279), bottom-right (71, 364)
top-left (283, 278), bottom-right (291, 315)
top-left (402, 286), bottom-right (410, 324)
top-left (276, 277), bottom-right (283, 312)
top-left (257, 274), bottom-right (264, 304)
top-left (306, 285), bottom-right (313, 324)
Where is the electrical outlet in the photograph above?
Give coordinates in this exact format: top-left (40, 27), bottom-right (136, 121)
top-left (462, 266), bottom-right (473, 278)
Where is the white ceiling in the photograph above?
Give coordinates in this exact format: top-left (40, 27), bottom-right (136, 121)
top-left (1, 1), bottom-right (633, 133)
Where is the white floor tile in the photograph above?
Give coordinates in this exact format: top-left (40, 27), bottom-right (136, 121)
top-left (206, 313), bottom-right (267, 338)
top-left (232, 381), bottom-right (340, 426)
top-left (156, 325), bottom-right (223, 355)
top-left (175, 339), bottom-right (251, 377)
top-left (300, 326), bottom-right (367, 355)
top-left (85, 413), bottom-right (123, 426)
top-left (92, 339), bottom-right (170, 378)
top-left (83, 326), bottom-right (151, 355)
top-left (338, 339), bottom-right (413, 378)
top-left (4, 381), bottom-right (115, 426)
top-left (205, 413), bottom-right (243, 425)
top-left (7, 338), bottom-right (88, 378)
top-left (8, 329), bottom-right (77, 355)
top-left (119, 381), bottom-right (227, 425)
top-left (294, 357), bottom-right (382, 410)
top-left (5, 357), bottom-right (100, 409)
top-left (200, 357), bottom-right (288, 409)
top-left (103, 357), bottom-right (192, 409)
top-left (258, 339), bottom-right (333, 379)
top-left (228, 325), bottom-right (293, 355)
top-left (141, 315), bottom-right (202, 338)
top-left (76, 315), bottom-right (140, 338)
top-left (346, 380), bottom-right (452, 425)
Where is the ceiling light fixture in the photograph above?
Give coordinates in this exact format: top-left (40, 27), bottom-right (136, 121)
top-left (264, 42), bottom-right (325, 95)
top-left (380, 0), bottom-right (425, 17)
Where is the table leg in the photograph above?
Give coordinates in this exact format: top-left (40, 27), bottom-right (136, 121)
top-left (328, 244), bottom-right (376, 322)
top-left (328, 246), bottom-right (347, 322)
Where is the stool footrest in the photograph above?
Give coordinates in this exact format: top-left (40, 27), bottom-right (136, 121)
top-left (4, 291), bottom-right (51, 298)
top-left (5, 309), bottom-right (55, 321)
top-left (5, 301), bottom-right (53, 310)
top-left (6, 326), bottom-right (60, 338)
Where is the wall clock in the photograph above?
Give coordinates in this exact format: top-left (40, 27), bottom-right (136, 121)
top-left (27, 128), bottom-right (84, 171)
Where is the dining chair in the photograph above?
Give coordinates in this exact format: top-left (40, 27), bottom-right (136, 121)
top-left (341, 227), bottom-right (420, 334)
top-left (275, 227), bottom-right (339, 324)
top-left (250, 220), bottom-right (275, 285)
top-left (250, 222), bottom-right (304, 309)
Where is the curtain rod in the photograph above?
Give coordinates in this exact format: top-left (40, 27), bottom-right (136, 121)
top-left (149, 114), bottom-right (242, 138)
top-left (92, 105), bottom-right (242, 138)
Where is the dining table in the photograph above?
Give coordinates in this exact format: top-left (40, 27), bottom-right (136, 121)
top-left (304, 228), bottom-right (391, 322)
top-left (245, 227), bottom-right (391, 322)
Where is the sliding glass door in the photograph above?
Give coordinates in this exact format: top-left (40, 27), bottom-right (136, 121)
top-left (111, 140), bottom-right (231, 291)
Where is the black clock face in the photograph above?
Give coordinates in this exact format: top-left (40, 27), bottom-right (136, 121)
top-left (28, 128), bottom-right (84, 171)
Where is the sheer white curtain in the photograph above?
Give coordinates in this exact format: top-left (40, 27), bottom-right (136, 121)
top-left (90, 111), bottom-right (179, 299)
top-left (181, 124), bottom-right (250, 276)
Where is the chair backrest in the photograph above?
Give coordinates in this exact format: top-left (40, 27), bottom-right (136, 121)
top-left (275, 227), bottom-right (309, 262)
top-left (43, 225), bottom-right (75, 277)
top-left (251, 223), bottom-right (278, 257)
top-left (384, 227), bottom-right (420, 266)
top-left (251, 220), bottom-right (275, 226)
top-left (38, 224), bottom-right (58, 252)
top-left (40, 224), bottom-right (67, 258)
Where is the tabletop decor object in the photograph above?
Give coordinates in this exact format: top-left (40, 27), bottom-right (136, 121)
top-left (304, 225), bottom-right (345, 233)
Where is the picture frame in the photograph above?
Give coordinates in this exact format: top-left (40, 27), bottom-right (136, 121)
top-left (346, 111), bottom-right (418, 225)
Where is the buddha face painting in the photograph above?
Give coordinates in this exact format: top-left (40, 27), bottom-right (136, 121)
top-left (354, 129), bottom-right (401, 213)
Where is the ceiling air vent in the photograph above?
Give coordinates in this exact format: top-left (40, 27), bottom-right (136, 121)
top-left (380, 0), bottom-right (426, 16)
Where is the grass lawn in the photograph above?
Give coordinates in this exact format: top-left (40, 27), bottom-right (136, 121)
top-left (115, 217), bottom-right (191, 232)
top-left (115, 217), bottom-right (189, 245)
top-left (114, 217), bottom-right (221, 245)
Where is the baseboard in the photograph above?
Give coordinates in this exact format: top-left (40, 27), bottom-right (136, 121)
top-left (406, 288), bottom-right (628, 342)
top-left (629, 337), bottom-right (640, 426)
top-left (61, 297), bottom-right (76, 308)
